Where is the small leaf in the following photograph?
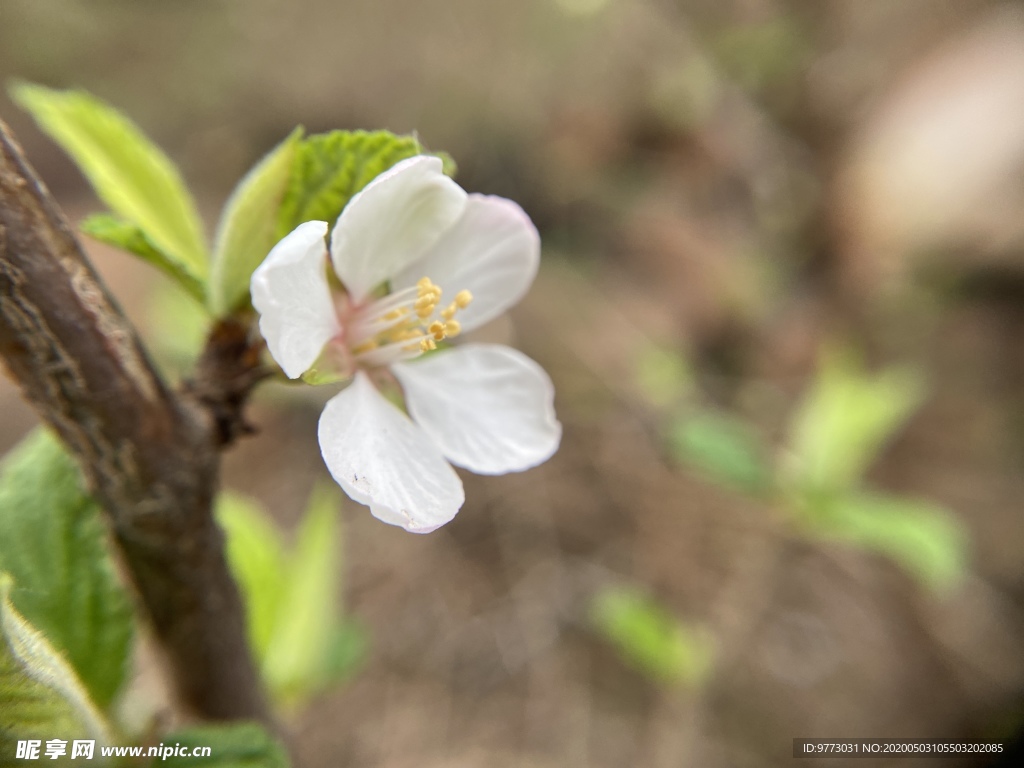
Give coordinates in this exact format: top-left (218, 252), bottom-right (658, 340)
top-left (216, 494), bottom-right (289, 661)
top-left (277, 130), bottom-right (423, 239)
top-left (210, 128), bottom-right (304, 315)
top-left (0, 429), bottom-right (133, 711)
top-left (11, 82), bottom-right (209, 286)
top-left (635, 343), bottom-right (692, 407)
top-left (670, 411), bottom-right (771, 494)
top-left (812, 493), bottom-right (968, 592)
top-left (262, 485), bottom-right (340, 705)
top-left (322, 621), bottom-right (368, 685)
top-left (0, 575), bottom-right (112, 753)
top-left (154, 723), bottom-right (289, 768)
top-left (786, 347), bottom-right (925, 494)
top-left (81, 214), bottom-right (206, 304)
top-left (591, 587), bottom-right (713, 686)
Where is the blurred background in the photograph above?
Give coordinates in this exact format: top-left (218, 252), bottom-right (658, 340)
top-left (2, 0), bottom-right (1024, 766)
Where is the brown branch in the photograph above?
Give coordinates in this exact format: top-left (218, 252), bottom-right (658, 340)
top-left (0, 119), bottom-right (271, 724)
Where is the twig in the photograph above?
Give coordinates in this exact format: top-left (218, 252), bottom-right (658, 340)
top-left (0, 119), bottom-right (272, 725)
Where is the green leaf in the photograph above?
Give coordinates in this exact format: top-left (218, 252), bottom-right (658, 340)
top-left (276, 130), bottom-right (423, 239)
top-left (80, 213), bottom-right (206, 304)
top-left (786, 347), bottom-right (925, 494)
top-left (262, 485), bottom-right (341, 705)
top-left (154, 723), bottom-right (289, 768)
top-left (217, 494), bottom-right (289, 661)
top-left (0, 575), bottom-right (112, 754)
top-left (218, 487), bottom-right (354, 708)
top-left (322, 621), bottom-right (368, 685)
top-left (11, 82), bottom-right (209, 287)
top-left (670, 411), bottom-right (771, 495)
top-left (0, 429), bottom-right (133, 711)
top-left (812, 493), bottom-right (968, 592)
top-left (210, 128), bottom-right (304, 315)
top-left (635, 343), bottom-right (692, 407)
top-left (591, 587), bottom-right (713, 686)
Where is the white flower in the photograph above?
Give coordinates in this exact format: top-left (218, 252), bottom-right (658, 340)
top-left (250, 155), bottom-right (561, 533)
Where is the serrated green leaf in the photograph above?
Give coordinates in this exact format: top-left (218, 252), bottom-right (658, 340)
top-left (812, 493), bottom-right (967, 592)
top-left (81, 214), bottom-right (206, 304)
top-left (0, 575), bottom-right (112, 756)
top-left (786, 347), bottom-right (925, 494)
top-left (210, 128), bottom-right (304, 315)
top-left (154, 723), bottom-right (289, 768)
top-left (216, 494), bottom-right (289, 661)
top-left (276, 130), bottom-right (423, 239)
top-left (670, 411), bottom-right (771, 495)
top-left (262, 485), bottom-right (340, 705)
top-left (0, 430), bottom-right (133, 711)
top-left (11, 82), bottom-right (208, 286)
top-left (591, 587), bottom-right (713, 686)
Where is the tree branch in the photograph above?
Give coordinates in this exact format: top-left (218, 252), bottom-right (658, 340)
top-left (0, 119), bottom-right (271, 724)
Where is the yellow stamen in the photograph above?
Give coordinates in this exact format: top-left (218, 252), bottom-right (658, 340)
top-left (419, 337), bottom-right (437, 352)
top-left (445, 319), bottom-right (461, 337)
top-left (455, 290), bottom-right (473, 309)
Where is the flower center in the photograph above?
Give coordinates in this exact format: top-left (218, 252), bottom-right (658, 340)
top-left (347, 277), bottom-right (473, 368)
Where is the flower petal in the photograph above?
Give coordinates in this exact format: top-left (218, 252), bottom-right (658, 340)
top-left (392, 194), bottom-right (540, 333)
top-left (318, 372), bottom-right (465, 533)
top-left (393, 344), bottom-right (561, 475)
top-left (251, 221), bottom-right (339, 379)
top-left (330, 156), bottom-right (467, 303)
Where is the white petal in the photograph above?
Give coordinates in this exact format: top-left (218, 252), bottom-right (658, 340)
top-left (392, 194), bottom-right (540, 333)
top-left (318, 372), bottom-right (465, 533)
top-left (250, 221), bottom-right (339, 379)
top-left (330, 156), bottom-right (467, 303)
top-left (393, 344), bottom-right (561, 475)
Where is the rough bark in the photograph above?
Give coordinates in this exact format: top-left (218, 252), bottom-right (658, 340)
top-left (0, 119), bottom-right (271, 724)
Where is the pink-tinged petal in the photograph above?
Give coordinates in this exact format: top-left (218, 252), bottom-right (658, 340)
top-left (393, 194), bottom-right (540, 333)
top-left (251, 221), bottom-right (339, 379)
top-left (393, 344), bottom-right (561, 475)
top-left (318, 372), bottom-right (465, 533)
top-left (330, 156), bottom-right (467, 303)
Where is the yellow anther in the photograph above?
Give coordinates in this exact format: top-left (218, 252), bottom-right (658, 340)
top-left (428, 320), bottom-right (447, 341)
top-left (455, 290), bottom-right (473, 309)
top-left (414, 295), bottom-right (436, 310)
top-left (419, 337), bottom-right (437, 352)
top-left (416, 277), bottom-right (433, 290)
top-left (383, 308), bottom-right (405, 321)
top-left (352, 340), bottom-right (379, 354)
top-left (445, 319), bottom-right (461, 337)
top-left (440, 302), bottom-right (456, 320)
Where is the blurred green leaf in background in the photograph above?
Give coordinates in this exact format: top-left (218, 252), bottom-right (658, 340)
top-left (591, 586), bottom-right (713, 687)
top-left (218, 487), bottom-right (366, 710)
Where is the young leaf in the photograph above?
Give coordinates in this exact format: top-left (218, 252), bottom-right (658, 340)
top-left (216, 494), bottom-right (289, 660)
top-left (0, 429), bottom-right (133, 711)
top-left (153, 722), bottom-right (289, 768)
top-left (262, 485), bottom-right (341, 704)
top-left (11, 82), bottom-right (209, 287)
top-left (276, 130), bottom-right (423, 239)
top-left (210, 128), bottom-right (304, 315)
top-left (0, 575), bottom-right (112, 753)
top-left (670, 411), bottom-right (772, 495)
top-left (81, 213), bottom-right (206, 304)
top-left (812, 493), bottom-right (967, 592)
top-left (786, 347), bottom-right (925, 494)
top-left (635, 342), bottom-right (693, 407)
top-left (591, 587), bottom-right (713, 686)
